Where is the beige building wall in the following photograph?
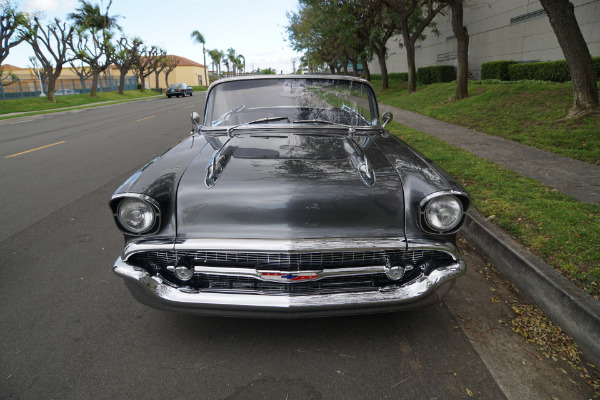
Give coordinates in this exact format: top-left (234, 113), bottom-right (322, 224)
top-left (371, 0), bottom-right (600, 79)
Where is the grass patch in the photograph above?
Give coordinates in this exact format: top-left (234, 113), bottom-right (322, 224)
top-left (387, 122), bottom-right (600, 296)
top-left (376, 81), bottom-right (600, 165)
top-left (0, 90), bottom-right (161, 115)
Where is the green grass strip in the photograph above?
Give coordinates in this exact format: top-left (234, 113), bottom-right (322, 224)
top-left (376, 81), bottom-right (600, 165)
top-left (387, 121), bottom-right (600, 296)
top-left (0, 90), bottom-right (162, 116)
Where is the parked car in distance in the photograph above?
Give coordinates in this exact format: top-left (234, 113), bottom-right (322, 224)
top-left (111, 75), bottom-right (470, 318)
top-left (165, 83), bottom-right (193, 98)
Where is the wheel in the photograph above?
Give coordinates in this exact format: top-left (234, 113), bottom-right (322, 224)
top-left (167, 95), bottom-right (172, 98)
top-left (190, 91), bottom-right (193, 97)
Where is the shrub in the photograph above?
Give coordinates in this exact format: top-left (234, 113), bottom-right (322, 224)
top-left (417, 65), bottom-right (456, 85)
top-left (509, 60), bottom-right (571, 82)
top-left (481, 61), bottom-right (517, 80)
top-left (369, 72), bottom-right (409, 82)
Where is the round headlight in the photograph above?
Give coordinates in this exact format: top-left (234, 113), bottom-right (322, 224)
top-left (117, 198), bottom-right (156, 234)
top-left (424, 194), bottom-right (463, 232)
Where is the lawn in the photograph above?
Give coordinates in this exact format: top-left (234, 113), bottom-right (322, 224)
top-left (376, 80), bottom-right (600, 297)
top-left (375, 80), bottom-right (600, 165)
top-left (0, 90), bottom-right (161, 116)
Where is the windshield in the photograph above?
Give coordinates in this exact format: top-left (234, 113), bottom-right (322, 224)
top-left (170, 84), bottom-right (183, 88)
top-left (204, 77), bottom-right (379, 129)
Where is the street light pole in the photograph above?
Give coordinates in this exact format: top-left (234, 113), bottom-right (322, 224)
top-left (203, 47), bottom-right (208, 86)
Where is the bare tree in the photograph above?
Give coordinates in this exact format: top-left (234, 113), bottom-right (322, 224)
top-left (113, 37), bottom-right (141, 95)
top-left (131, 44), bottom-right (159, 92)
top-left (1, 1), bottom-right (29, 82)
top-left (154, 52), bottom-right (169, 89)
top-left (19, 17), bottom-right (75, 102)
top-left (70, 27), bottom-right (114, 97)
top-left (163, 56), bottom-right (180, 88)
top-left (539, 0), bottom-right (598, 118)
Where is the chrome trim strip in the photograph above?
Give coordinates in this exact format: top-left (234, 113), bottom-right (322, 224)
top-left (172, 237), bottom-right (407, 252)
top-left (113, 256), bottom-right (465, 317)
top-left (165, 265), bottom-right (386, 282)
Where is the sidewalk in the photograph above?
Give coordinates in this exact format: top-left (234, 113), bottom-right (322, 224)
top-left (380, 102), bottom-right (600, 365)
top-left (379, 103), bottom-right (600, 205)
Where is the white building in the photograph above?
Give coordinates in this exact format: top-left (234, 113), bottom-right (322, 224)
top-left (370, 0), bottom-right (600, 79)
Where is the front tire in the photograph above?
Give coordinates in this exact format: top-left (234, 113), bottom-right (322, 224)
top-left (167, 95), bottom-right (172, 98)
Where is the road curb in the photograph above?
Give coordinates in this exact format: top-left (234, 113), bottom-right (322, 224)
top-left (461, 208), bottom-right (600, 366)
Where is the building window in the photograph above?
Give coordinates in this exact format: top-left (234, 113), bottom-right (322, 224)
top-left (510, 9), bottom-right (546, 24)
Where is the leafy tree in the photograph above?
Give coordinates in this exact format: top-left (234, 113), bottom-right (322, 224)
top-left (19, 17), bottom-right (75, 102)
top-left (131, 44), bottom-right (161, 92)
top-left (68, 0), bottom-right (121, 97)
top-left (538, 0), bottom-right (598, 118)
top-left (113, 36), bottom-right (142, 94)
top-left (384, 0), bottom-right (444, 93)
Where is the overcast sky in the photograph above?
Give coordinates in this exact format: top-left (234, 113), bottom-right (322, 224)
top-left (4, 0), bottom-right (303, 73)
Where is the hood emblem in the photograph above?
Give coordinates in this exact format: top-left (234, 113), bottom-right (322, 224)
top-left (358, 155), bottom-right (376, 187)
top-left (259, 271), bottom-right (320, 283)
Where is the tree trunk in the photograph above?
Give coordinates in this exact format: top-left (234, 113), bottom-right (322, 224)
top-left (118, 70), bottom-right (125, 95)
top-left (46, 76), bottom-right (57, 103)
top-left (539, 0), bottom-right (599, 117)
top-left (139, 72), bottom-right (145, 92)
top-left (328, 63), bottom-right (336, 74)
top-left (165, 72), bottom-right (171, 88)
top-left (361, 55), bottom-right (371, 81)
top-left (376, 47), bottom-right (390, 90)
top-left (401, 24), bottom-right (418, 93)
top-left (90, 70), bottom-right (99, 98)
top-left (350, 59), bottom-right (359, 76)
top-left (450, 0), bottom-right (469, 99)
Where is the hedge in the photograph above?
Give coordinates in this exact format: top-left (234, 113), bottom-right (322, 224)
top-left (482, 57), bottom-right (600, 82)
top-left (369, 72), bottom-right (409, 82)
top-left (481, 61), bottom-right (517, 80)
top-left (417, 65), bottom-right (456, 84)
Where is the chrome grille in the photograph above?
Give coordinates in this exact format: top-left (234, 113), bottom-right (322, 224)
top-left (129, 249), bottom-right (453, 270)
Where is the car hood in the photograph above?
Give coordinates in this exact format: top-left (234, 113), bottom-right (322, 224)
top-left (176, 132), bottom-right (405, 240)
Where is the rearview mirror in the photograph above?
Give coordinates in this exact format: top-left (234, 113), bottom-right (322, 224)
top-left (191, 112), bottom-right (201, 134)
top-left (381, 111), bottom-right (393, 128)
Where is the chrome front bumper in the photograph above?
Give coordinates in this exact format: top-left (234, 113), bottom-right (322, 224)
top-left (113, 238), bottom-right (466, 317)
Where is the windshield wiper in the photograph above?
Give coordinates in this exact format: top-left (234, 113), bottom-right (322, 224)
top-left (292, 119), bottom-right (356, 134)
top-left (227, 116), bottom-right (290, 137)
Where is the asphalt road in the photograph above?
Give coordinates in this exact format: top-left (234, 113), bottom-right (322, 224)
top-left (0, 95), bottom-right (591, 399)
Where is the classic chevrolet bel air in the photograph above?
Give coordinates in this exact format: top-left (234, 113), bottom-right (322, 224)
top-left (110, 75), bottom-right (470, 317)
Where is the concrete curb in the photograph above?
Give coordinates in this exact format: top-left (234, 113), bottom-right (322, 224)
top-left (461, 208), bottom-right (600, 366)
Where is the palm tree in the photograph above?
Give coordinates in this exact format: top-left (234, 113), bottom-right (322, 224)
top-left (226, 47), bottom-right (237, 76)
top-left (208, 49), bottom-right (222, 78)
top-left (68, 0), bottom-right (121, 32)
top-left (236, 54), bottom-right (245, 75)
top-left (190, 29), bottom-right (208, 86)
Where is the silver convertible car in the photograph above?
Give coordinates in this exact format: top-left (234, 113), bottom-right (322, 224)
top-left (110, 75), bottom-right (470, 317)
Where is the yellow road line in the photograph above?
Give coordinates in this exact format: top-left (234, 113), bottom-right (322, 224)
top-left (136, 115), bottom-right (156, 122)
top-left (4, 141), bottom-right (66, 159)
top-left (184, 105), bottom-right (195, 109)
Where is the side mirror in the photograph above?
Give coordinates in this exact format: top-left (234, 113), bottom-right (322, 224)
top-left (191, 112), bottom-right (201, 134)
top-left (381, 111), bottom-right (393, 128)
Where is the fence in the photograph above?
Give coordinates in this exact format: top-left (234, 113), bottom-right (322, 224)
top-left (0, 76), bottom-right (138, 100)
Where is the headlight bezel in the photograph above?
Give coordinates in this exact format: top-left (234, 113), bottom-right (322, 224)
top-left (419, 191), bottom-right (468, 234)
top-left (111, 194), bottom-right (161, 235)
